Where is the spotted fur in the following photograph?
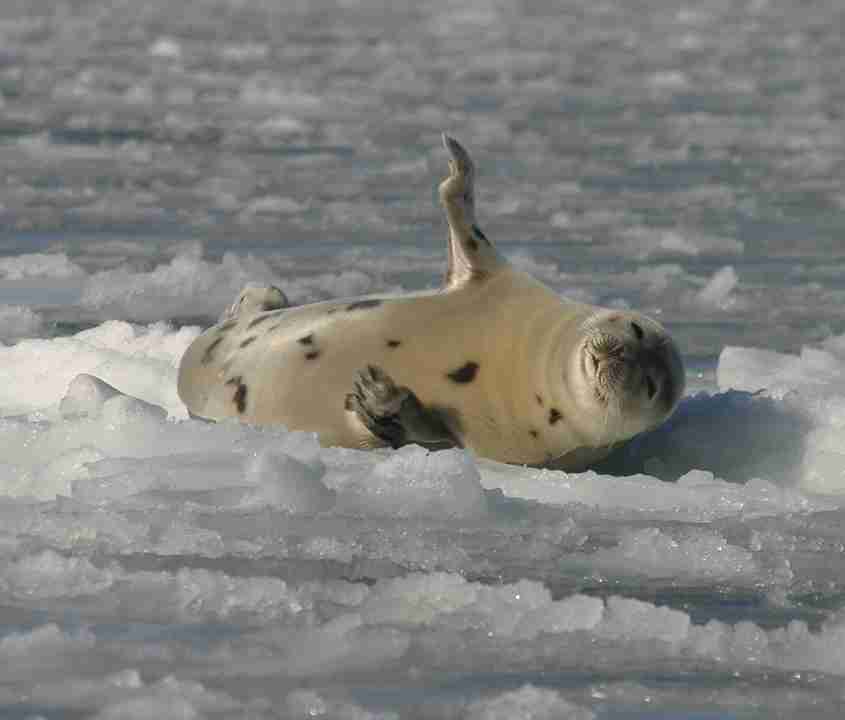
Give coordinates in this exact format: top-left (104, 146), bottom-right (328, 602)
top-left (248, 313), bottom-right (277, 329)
top-left (225, 376), bottom-right (248, 413)
top-left (446, 362), bottom-right (479, 384)
top-left (347, 299), bottom-right (382, 311)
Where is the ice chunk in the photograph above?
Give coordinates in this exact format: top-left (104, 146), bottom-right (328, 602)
top-left (242, 450), bottom-right (336, 513)
top-left (0, 623), bottom-right (95, 661)
top-left (30, 446), bottom-right (106, 499)
top-left (694, 265), bottom-right (739, 309)
top-left (3, 550), bottom-right (115, 599)
top-left (359, 572), bottom-right (479, 626)
top-left (600, 595), bottom-right (691, 647)
top-left (100, 394), bottom-right (168, 426)
top-left (0, 321), bottom-right (197, 417)
top-left (60, 373), bottom-right (122, 417)
top-left (148, 37), bottom-right (182, 59)
top-left (80, 246), bottom-right (283, 323)
top-left (286, 689), bottom-right (398, 720)
top-left (589, 527), bottom-right (759, 582)
top-left (621, 227), bottom-right (743, 259)
top-left (0, 304), bottom-right (44, 342)
top-left (92, 676), bottom-right (242, 720)
top-left (513, 594), bottom-right (605, 639)
top-left (718, 346), bottom-right (807, 394)
top-left (281, 614), bottom-right (411, 678)
top-left (240, 195), bottom-right (307, 217)
top-left (467, 685), bottom-right (595, 720)
top-left (337, 446), bottom-right (488, 518)
top-left (0, 252), bottom-right (85, 280)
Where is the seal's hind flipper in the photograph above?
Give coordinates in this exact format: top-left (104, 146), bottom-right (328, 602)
top-left (346, 364), bottom-right (459, 449)
top-left (439, 134), bottom-right (506, 290)
top-left (220, 284), bottom-right (288, 322)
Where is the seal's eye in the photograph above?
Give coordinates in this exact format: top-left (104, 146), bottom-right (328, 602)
top-left (645, 375), bottom-right (657, 400)
top-left (631, 321), bottom-right (644, 341)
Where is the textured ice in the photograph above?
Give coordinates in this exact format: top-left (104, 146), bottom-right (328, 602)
top-left (0, 252), bottom-right (85, 280)
top-left (694, 265), bottom-right (740, 310)
top-left (466, 685), bottom-right (595, 720)
top-left (0, 304), bottom-right (43, 342)
top-left (0, 324), bottom-right (842, 715)
top-left (80, 245), bottom-right (284, 323)
top-left (0, 320), bottom-right (196, 418)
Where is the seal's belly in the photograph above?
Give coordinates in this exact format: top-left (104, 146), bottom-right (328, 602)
top-left (178, 292), bottom-right (504, 451)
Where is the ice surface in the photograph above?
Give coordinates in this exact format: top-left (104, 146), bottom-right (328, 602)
top-left (3, 0), bottom-right (845, 715)
top-left (0, 304), bottom-right (43, 342)
top-left (466, 685), bottom-right (595, 720)
top-left (0, 322), bottom-right (842, 715)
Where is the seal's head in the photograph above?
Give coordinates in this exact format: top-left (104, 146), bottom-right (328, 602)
top-left (567, 309), bottom-right (684, 444)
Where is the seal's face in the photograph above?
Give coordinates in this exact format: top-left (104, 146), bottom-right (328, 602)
top-left (569, 310), bottom-right (684, 443)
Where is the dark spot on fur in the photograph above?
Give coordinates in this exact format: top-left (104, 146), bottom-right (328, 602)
top-left (344, 395), bottom-right (354, 411)
top-left (327, 308), bottom-right (338, 315)
top-left (467, 236), bottom-right (479, 251)
top-left (239, 336), bottom-right (257, 349)
top-left (270, 322), bottom-right (284, 332)
top-left (346, 299), bottom-right (382, 311)
top-left (218, 319), bottom-right (237, 333)
top-left (261, 301), bottom-right (282, 312)
top-left (202, 336), bottom-right (224, 364)
top-left (233, 384), bottom-right (247, 413)
top-left (298, 333), bottom-right (314, 345)
top-left (305, 350), bottom-right (321, 360)
top-left (535, 394), bottom-right (544, 406)
top-left (548, 408), bottom-right (562, 425)
top-left (472, 224), bottom-right (490, 245)
top-left (386, 339), bottom-right (402, 348)
top-left (446, 362), bottom-right (479, 384)
top-left (248, 313), bottom-right (276, 329)
top-left (631, 321), bottom-right (644, 340)
top-left (529, 429), bottom-right (539, 439)
top-left (225, 376), bottom-right (247, 413)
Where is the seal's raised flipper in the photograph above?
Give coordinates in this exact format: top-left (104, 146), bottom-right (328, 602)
top-left (346, 365), bottom-right (460, 449)
top-left (439, 134), bottom-right (506, 290)
top-left (220, 284), bottom-right (288, 322)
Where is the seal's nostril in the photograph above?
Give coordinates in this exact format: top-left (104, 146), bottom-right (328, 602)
top-left (631, 321), bottom-right (644, 341)
top-left (646, 375), bottom-right (657, 399)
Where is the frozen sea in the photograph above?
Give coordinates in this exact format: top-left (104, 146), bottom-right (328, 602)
top-left (2, 0), bottom-right (845, 717)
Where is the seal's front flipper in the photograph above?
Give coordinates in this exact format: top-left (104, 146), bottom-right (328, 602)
top-left (439, 133), bottom-right (506, 290)
top-left (346, 365), bottom-right (459, 450)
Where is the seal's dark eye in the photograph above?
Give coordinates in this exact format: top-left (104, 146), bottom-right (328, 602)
top-left (631, 321), bottom-right (644, 341)
top-left (645, 375), bottom-right (657, 399)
